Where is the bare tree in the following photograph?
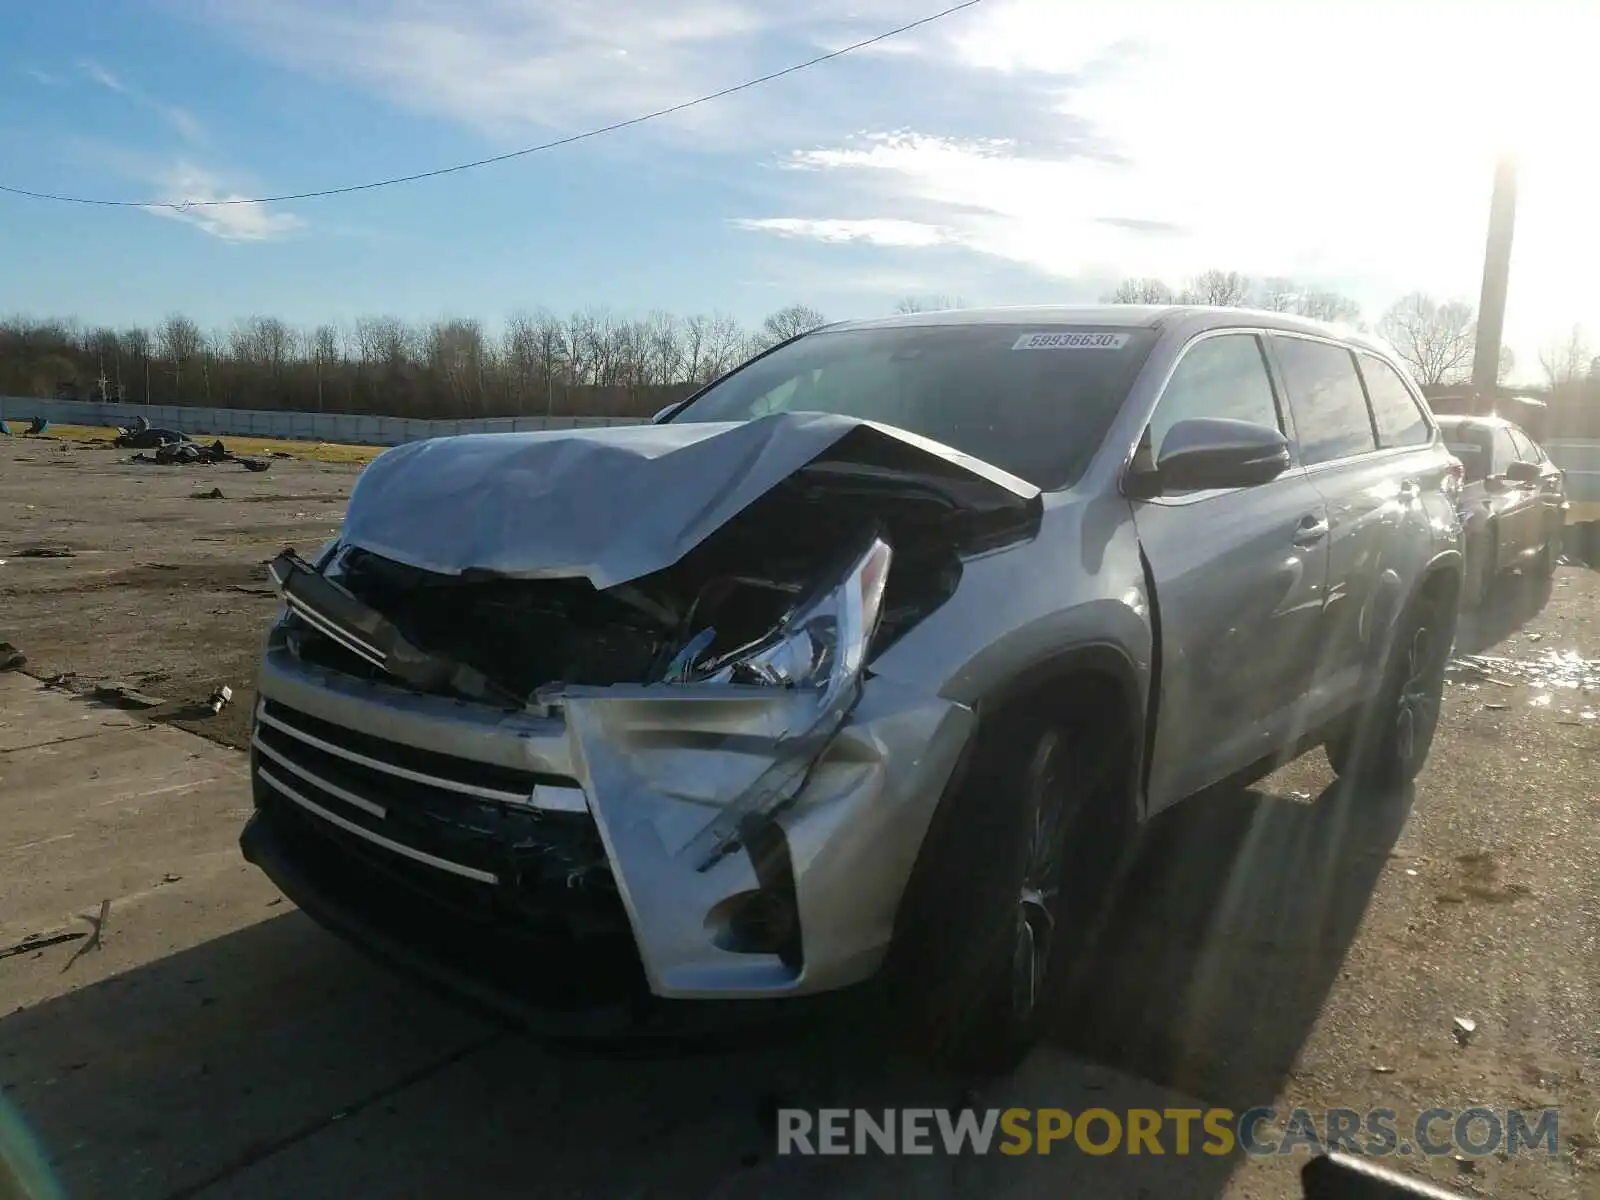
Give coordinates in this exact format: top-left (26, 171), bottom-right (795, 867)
top-left (1376, 294), bottom-right (1476, 387)
top-left (1538, 325), bottom-right (1592, 388)
top-left (759, 304), bottom-right (828, 347)
top-left (157, 313), bottom-right (204, 398)
top-left (698, 313), bottom-right (748, 382)
top-left (1179, 269), bottom-right (1252, 307)
top-left (1103, 278), bottom-right (1174, 304)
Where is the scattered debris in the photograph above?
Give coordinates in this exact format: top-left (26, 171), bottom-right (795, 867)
top-left (231, 584), bottom-right (276, 596)
top-left (267, 897), bottom-right (283, 907)
top-left (1483, 702), bottom-right (1508, 710)
top-left (113, 416), bottom-right (187, 449)
top-left (1447, 658), bottom-right (1514, 687)
top-left (43, 671), bottom-right (77, 689)
top-left (1453, 1017), bottom-right (1477, 1046)
top-left (1452, 649), bottom-right (1600, 693)
top-left (192, 487), bottom-right (225, 500)
top-left (91, 682), bottom-right (167, 709)
top-left (126, 428), bottom-right (271, 471)
top-left (13, 544), bottom-right (75, 558)
top-left (0, 641), bottom-right (24, 672)
top-left (1454, 1155), bottom-right (1476, 1174)
top-left (1405, 868), bottom-right (1419, 877)
top-left (1371, 1065), bottom-right (1397, 1074)
top-left (1526, 633), bottom-right (1543, 642)
top-left (161, 873), bottom-right (183, 884)
top-left (208, 684), bottom-right (233, 714)
top-left (0, 930), bottom-right (90, 960)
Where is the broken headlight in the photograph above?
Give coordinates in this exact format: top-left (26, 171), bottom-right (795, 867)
top-left (694, 534), bottom-right (892, 691)
top-left (677, 533), bottom-right (892, 870)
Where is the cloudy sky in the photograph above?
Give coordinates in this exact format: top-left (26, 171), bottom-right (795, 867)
top-left (2, 0), bottom-right (1593, 381)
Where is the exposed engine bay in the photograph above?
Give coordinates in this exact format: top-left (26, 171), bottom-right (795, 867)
top-left (278, 455), bottom-right (1037, 707)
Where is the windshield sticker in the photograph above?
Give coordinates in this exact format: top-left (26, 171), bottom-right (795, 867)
top-left (1012, 331), bottom-right (1130, 350)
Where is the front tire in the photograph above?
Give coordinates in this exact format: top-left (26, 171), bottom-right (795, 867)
top-left (1326, 585), bottom-right (1454, 785)
top-left (888, 704), bottom-right (1130, 1078)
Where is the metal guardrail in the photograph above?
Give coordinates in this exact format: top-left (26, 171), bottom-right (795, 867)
top-left (0, 396), bottom-right (646, 446)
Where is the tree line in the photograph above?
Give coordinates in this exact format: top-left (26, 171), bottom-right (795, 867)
top-left (2, 276), bottom-right (1593, 427)
top-left (0, 303), bottom-right (830, 420)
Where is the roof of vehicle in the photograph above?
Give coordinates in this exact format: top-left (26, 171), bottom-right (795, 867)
top-left (1434, 413), bottom-right (1518, 432)
top-left (823, 304), bottom-right (1396, 354)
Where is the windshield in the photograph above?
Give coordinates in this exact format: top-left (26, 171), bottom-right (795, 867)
top-left (666, 323), bottom-right (1160, 489)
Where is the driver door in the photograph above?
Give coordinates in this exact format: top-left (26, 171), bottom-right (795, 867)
top-left (1131, 331), bottom-right (1331, 814)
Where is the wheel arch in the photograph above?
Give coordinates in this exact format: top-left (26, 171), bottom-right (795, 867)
top-left (892, 642), bottom-right (1147, 935)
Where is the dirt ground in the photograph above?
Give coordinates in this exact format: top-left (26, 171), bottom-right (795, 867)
top-left (2, 433), bottom-right (355, 748)
top-left (2, 430), bottom-right (1598, 1198)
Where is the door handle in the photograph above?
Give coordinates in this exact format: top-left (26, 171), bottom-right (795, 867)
top-left (1293, 515), bottom-right (1330, 545)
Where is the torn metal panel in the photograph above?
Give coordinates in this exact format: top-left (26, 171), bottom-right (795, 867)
top-left (336, 411), bottom-right (1040, 589)
top-left (562, 677), bottom-right (975, 998)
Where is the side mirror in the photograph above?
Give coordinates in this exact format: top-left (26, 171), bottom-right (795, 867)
top-left (1136, 417), bottom-right (1291, 495)
top-left (1504, 459), bottom-right (1540, 484)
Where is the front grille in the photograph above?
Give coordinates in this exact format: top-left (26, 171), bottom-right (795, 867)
top-left (252, 699), bottom-right (644, 1000)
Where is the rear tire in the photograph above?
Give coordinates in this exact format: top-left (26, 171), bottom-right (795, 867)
top-left (1325, 585), bottom-right (1454, 785)
top-left (888, 702), bottom-right (1131, 1078)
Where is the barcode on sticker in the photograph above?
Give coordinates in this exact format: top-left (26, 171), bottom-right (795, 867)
top-left (1012, 331), bottom-right (1130, 350)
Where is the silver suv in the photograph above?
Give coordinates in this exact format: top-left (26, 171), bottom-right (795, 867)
top-left (241, 305), bottom-right (1463, 1074)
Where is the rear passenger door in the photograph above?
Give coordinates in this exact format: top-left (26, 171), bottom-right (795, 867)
top-left (1131, 331), bottom-right (1331, 813)
top-left (1268, 336), bottom-right (1437, 710)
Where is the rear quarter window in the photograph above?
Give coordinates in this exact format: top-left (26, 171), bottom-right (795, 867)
top-left (1358, 353), bottom-right (1432, 448)
top-left (1271, 336), bottom-right (1378, 466)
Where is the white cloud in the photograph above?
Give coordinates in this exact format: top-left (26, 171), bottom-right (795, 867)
top-left (195, 0), bottom-right (827, 139)
top-left (734, 0), bottom-right (1599, 355)
top-left (141, 167), bottom-right (304, 242)
top-left (185, 0), bottom-right (1598, 354)
top-left (79, 58), bottom-right (207, 145)
top-left (732, 217), bottom-right (953, 247)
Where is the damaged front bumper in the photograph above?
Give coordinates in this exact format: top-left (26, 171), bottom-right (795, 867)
top-left (243, 631), bottom-right (975, 1017)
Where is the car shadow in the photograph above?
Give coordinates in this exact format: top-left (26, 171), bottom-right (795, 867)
top-left (1048, 768), bottom-right (1413, 1108)
top-left (0, 774), bottom-right (1406, 1200)
top-left (1455, 570), bottom-right (1555, 654)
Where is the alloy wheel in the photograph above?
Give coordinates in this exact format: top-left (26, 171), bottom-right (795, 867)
top-left (1394, 623), bottom-right (1440, 767)
top-left (1011, 732), bottom-right (1067, 1022)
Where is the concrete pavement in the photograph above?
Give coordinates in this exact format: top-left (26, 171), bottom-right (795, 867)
top-left (0, 671), bottom-right (1324, 1199)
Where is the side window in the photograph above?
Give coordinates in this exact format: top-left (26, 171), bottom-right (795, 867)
top-left (1491, 428), bottom-right (1519, 474)
top-left (1146, 333), bottom-right (1281, 460)
top-left (1506, 428), bottom-right (1537, 462)
top-left (1273, 337), bottom-right (1378, 466)
top-left (1358, 354), bottom-right (1431, 448)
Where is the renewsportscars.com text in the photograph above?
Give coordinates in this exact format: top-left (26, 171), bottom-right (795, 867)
top-left (777, 1107), bottom-right (1561, 1158)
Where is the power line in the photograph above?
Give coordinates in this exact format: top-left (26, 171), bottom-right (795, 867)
top-left (0, 0), bottom-right (987, 211)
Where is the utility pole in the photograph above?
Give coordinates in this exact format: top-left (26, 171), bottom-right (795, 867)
top-left (1471, 155), bottom-right (1518, 392)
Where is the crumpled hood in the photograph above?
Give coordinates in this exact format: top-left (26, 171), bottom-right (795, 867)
top-left (337, 410), bottom-right (1040, 589)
